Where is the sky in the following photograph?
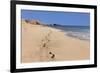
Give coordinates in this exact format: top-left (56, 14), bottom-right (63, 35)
top-left (21, 10), bottom-right (90, 26)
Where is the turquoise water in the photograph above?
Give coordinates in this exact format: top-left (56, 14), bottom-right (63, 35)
top-left (50, 26), bottom-right (90, 41)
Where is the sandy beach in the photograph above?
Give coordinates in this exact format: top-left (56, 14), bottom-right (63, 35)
top-left (21, 20), bottom-right (90, 63)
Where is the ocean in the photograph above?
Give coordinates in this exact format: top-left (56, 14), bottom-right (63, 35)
top-left (49, 26), bottom-right (90, 41)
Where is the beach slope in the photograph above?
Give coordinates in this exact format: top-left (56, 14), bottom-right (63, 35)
top-left (21, 20), bottom-right (90, 63)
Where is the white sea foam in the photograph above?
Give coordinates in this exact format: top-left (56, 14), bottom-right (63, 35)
top-left (66, 31), bottom-right (90, 41)
top-left (49, 26), bottom-right (90, 41)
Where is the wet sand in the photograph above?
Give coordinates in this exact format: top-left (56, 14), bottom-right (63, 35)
top-left (21, 20), bottom-right (90, 63)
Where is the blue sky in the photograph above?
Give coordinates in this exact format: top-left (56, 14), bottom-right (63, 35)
top-left (21, 10), bottom-right (90, 26)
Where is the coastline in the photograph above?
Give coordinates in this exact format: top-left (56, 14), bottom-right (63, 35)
top-left (21, 21), bottom-right (90, 63)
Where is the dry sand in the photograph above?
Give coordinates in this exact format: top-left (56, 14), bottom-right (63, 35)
top-left (21, 20), bottom-right (90, 63)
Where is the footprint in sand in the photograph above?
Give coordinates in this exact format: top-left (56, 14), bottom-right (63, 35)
top-left (49, 52), bottom-right (55, 59)
top-left (39, 29), bottom-right (54, 61)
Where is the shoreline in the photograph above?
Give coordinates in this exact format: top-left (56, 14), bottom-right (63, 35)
top-left (48, 26), bottom-right (90, 41)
